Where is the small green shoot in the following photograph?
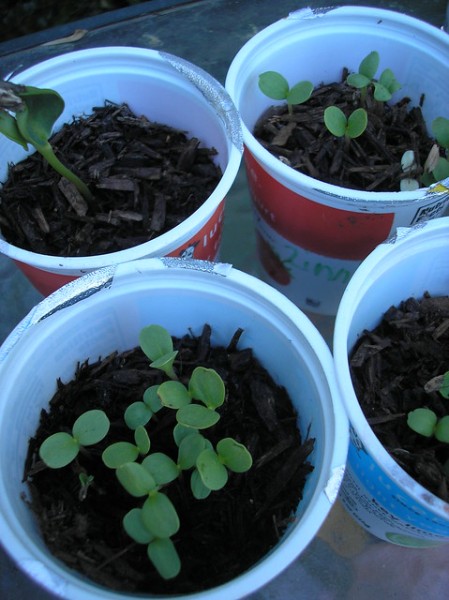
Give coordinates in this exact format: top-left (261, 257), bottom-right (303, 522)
top-left (258, 71), bottom-right (313, 115)
top-left (39, 409), bottom-right (110, 468)
top-left (0, 81), bottom-right (93, 201)
top-left (324, 106), bottom-right (368, 140)
top-left (38, 324), bottom-right (253, 581)
top-left (421, 117), bottom-right (449, 186)
top-left (346, 50), bottom-right (401, 102)
top-left (407, 371), bottom-right (449, 443)
top-left (78, 473), bottom-right (95, 501)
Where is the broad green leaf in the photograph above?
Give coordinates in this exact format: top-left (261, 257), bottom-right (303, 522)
top-left (147, 538), bottom-right (181, 580)
top-left (123, 508), bottom-right (154, 544)
top-left (432, 117), bottom-right (449, 150)
top-left (439, 371), bottom-right (449, 399)
top-left (347, 108), bottom-right (368, 139)
top-left (173, 423), bottom-right (196, 446)
top-left (407, 408), bottom-right (437, 438)
top-left (435, 415), bottom-right (449, 443)
top-left (323, 106), bottom-right (347, 137)
top-left (216, 438), bottom-right (253, 473)
top-left (176, 404), bottom-right (220, 430)
top-left (189, 367), bottom-right (225, 409)
top-left (177, 432), bottom-right (207, 470)
top-left (359, 50), bottom-right (379, 80)
top-left (15, 86), bottom-right (64, 149)
top-left (134, 426), bottom-right (151, 455)
top-left (102, 442), bottom-right (139, 469)
top-left (373, 82), bottom-right (391, 102)
top-left (378, 68), bottom-right (401, 94)
top-left (0, 110), bottom-right (28, 149)
top-left (190, 468), bottom-right (211, 500)
top-left (158, 380), bottom-right (191, 409)
top-left (432, 157), bottom-right (449, 182)
top-left (346, 73), bottom-right (371, 89)
top-left (139, 325), bottom-right (175, 361)
top-left (143, 385), bottom-right (163, 413)
top-left (196, 449), bottom-right (228, 491)
top-left (142, 453), bottom-right (179, 484)
top-left (39, 432), bottom-right (79, 468)
top-left (72, 410), bottom-right (110, 446)
top-left (116, 462), bottom-right (157, 496)
top-left (142, 492), bottom-right (180, 538)
top-left (124, 401), bottom-right (152, 430)
top-left (286, 81), bottom-right (313, 106)
top-left (258, 71), bottom-right (289, 100)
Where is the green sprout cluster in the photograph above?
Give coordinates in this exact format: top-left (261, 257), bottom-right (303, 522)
top-left (38, 324), bottom-right (253, 581)
top-left (0, 80), bottom-right (92, 200)
top-left (407, 370), bottom-right (449, 443)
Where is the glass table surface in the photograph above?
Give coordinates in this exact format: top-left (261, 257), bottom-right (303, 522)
top-left (0, 1), bottom-right (448, 598)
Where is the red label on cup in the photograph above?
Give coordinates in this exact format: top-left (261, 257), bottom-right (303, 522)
top-left (245, 150), bottom-right (394, 260)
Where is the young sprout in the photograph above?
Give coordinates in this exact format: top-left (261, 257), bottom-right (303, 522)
top-left (258, 71), bottom-right (314, 115)
top-left (346, 50), bottom-right (401, 102)
top-left (39, 409), bottom-right (110, 468)
top-left (0, 81), bottom-right (93, 201)
top-left (407, 408), bottom-right (449, 443)
top-left (78, 473), bottom-right (95, 501)
top-left (102, 425), bottom-right (151, 468)
top-left (324, 106), bottom-right (368, 140)
top-left (139, 324), bottom-right (179, 380)
top-left (422, 117), bottom-right (449, 185)
top-left (400, 150), bottom-right (420, 191)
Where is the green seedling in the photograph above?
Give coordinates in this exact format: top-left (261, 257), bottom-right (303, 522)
top-left (407, 371), bottom-right (449, 443)
top-left (39, 409), bottom-right (110, 468)
top-left (324, 106), bottom-right (368, 140)
top-left (78, 473), bottom-right (95, 501)
top-left (0, 81), bottom-right (93, 201)
top-left (346, 50), bottom-right (401, 103)
top-left (421, 117), bottom-right (449, 186)
top-left (39, 324), bottom-right (253, 581)
top-left (258, 71), bottom-right (313, 115)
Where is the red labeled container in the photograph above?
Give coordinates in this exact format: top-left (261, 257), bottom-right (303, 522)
top-left (226, 6), bottom-right (449, 315)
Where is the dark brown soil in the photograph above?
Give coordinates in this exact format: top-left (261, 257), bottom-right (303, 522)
top-left (349, 294), bottom-right (449, 502)
top-left (254, 72), bottom-right (436, 192)
top-left (0, 102), bottom-right (222, 257)
top-left (23, 325), bottom-right (314, 594)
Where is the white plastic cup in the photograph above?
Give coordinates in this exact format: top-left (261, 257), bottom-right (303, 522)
top-left (334, 217), bottom-right (449, 547)
top-left (0, 258), bottom-right (347, 599)
top-left (0, 47), bottom-right (242, 296)
top-left (225, 6), bottom-right (449, 316)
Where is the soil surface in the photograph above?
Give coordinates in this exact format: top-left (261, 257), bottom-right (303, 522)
top-left (23, 325), bottom-right (315, 594)
top-left (349, 294), bottom-right (449, 502)
top-left (0, 102), bottom-right (222, 257)
top-left (254, 72), bottom-right (436, 192)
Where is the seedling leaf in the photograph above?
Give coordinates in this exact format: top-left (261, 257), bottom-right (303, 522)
top-left (258, 71), bottom-right (289, 100)
top-left (143, 385), bottom-right (163, 412)
top-left (0, 110), bottom-right (28, 149)
top-left (102, 442), bottom-right (140, 469)
top-left (347, 108), bottom-right (368, 139)
top-left (139, 325), bottom-right (175, 361)
top-left (439, 371), bottom-right (449, 399)
top-left (116, 462), bottom-right (157, 496)
top-left (123, 508), bottom-right (154, 544)
top-left (189, 366), bottom-right (225, 409)
top-left (147, 538), bottom-right (181, 580)
top-left (142, 492), bottom-right (180, 538)
top-left (359, 51), bottom-right (379, 80)
top-left (142, 453), bottom-right (179, 484)
top-left (196, 449), bottom-right (228, 490)
top-left (190, 468), bottom-right (212, 499)
top-left (346, 73), bottom-right (371, 89)
top-left (435, 415), bottom-right (449, 443)
top-left (432, 157), bottom-right (449, 182)
top-left (432, 117), bottom-right (449, 150)
top-left (124, 401), bottom-right (152, 430)
top-left (216, 437), bottom-right (253, 473)
top-left (176, 404), bottom-right (220, 429)
top-left (158, 380), bottom-right (191, 409)
top-left (323, 106), bottom-right (347, 137)
top-left (72, 409), bottom-right (110, 446)
top-left (134, 425), bottom-right (151, 455)
top-left (287, 81), bottom-right (313, 106)
top-left (39, 432), bottom-right (79, 468)
top-left (177, 432), bottom-right (207, 470)
top-left (407, 408), bottom-right (437, 438)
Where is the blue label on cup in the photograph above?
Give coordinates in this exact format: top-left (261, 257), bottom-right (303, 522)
top-left (339, 426), bottom-right (449, 547)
